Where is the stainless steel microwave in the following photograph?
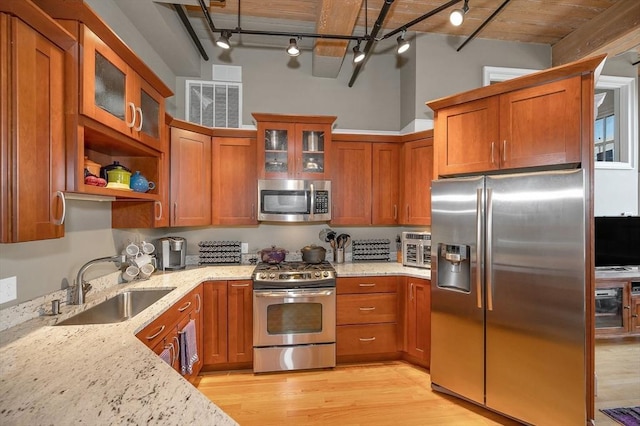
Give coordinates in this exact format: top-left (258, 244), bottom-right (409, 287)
top-left (257, 179), bottom-right (331, 222)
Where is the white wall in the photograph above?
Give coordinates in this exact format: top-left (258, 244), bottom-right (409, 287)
top-left (414, 33), bottom-right (551, 122)
top-left (593, 55), bottom-right (639, 216)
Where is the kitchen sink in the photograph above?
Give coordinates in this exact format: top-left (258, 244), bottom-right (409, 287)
top-left (56, 288), bottom-right (175, 326)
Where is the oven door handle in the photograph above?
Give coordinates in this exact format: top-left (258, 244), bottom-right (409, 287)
top-left (254, 289), bottom-right (334, 298)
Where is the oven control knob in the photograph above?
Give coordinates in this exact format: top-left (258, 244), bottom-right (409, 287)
top-left (323, 271), bottom-right (329, 277)
top-left (259, 273), bottom-right (266, 280)
top-left (314, 271), bottom-right (321, 278)
top-left (269, 273), bottom-right (276, 279)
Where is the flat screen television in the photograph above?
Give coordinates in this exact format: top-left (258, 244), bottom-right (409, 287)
top-left (594, 216), bottom-right (640, 267)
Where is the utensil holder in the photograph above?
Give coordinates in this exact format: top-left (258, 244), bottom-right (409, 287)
top-left (335, 248), bottom-right (344, 264)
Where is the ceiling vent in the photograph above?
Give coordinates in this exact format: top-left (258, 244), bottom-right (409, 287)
top-left (186, 65), bottom-right (242, 128)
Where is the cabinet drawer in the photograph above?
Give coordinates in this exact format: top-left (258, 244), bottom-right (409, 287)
top-left (337, 276), bottom-right (398, 294)
top-left (337, 294), bottom-right (397, 325)
top-left (136, 288), bottom-right (201, 349)
top-left (337, 324), bottom-right (398, 356)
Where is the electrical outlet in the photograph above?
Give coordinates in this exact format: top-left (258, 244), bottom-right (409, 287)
top-left (0, 276), bottom-right (17, 304)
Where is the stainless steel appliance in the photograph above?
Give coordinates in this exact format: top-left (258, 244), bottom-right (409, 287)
top-left (431, 169), bottom-right (587, 425)
top-left (402, 231), bottom-right (431, 269)
top-left (257, 179), bottom-right (331, 222)
top-left (252, 261), bottom-right (336, 373)
top-left (154, 237), bottom-right (187, 270)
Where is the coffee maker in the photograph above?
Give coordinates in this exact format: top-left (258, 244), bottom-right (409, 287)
top-left (154, 237), bottom-right (187, 270)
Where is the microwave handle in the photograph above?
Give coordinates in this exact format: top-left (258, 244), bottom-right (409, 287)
top-left (309, 183), bottom-right (315, 219)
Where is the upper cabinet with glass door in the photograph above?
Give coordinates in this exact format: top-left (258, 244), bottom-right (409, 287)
top-left (82, 26), bottom-right (166, 151)
top-left (253, 113), bottom-right (336, 179)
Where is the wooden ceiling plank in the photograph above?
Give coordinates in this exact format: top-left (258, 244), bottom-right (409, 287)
top-left (314, 0), bottom-right (363, 58)
top-left (552, 0), bottom-right (640, 66)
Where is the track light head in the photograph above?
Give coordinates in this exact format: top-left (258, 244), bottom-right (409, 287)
top-left (216, 30), bottom-right (231, 49)
top-left (450, 0), bottom-right (470, 26)
top-left (396, 30), bottom-right (410, 54)
top-left (353, 42), bottom-right (365, 63)
top-left (286, 38), bottom-right (300, 57)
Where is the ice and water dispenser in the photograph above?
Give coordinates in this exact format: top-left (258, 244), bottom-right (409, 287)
top-left (436, 243), bottom-right (471, 292)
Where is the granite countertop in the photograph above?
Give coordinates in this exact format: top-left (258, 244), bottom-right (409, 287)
top-left (0, 262), bottom-right (429, 425)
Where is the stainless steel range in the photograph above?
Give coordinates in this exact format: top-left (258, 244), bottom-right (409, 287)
top-left (252, 261), bottom-right (336, 373)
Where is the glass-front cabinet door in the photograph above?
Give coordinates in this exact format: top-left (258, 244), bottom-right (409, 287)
top-left (136, 78), bottom-right (165, 150)
top-left (82, 25), bottom-right (164, 150)
top-left (595, 281), bottom-right (629, 335)
top-left (261, 123), bottom-right (295, 178)
top-left (254, 113), bottom-right (336, 179)
top-left (82, 25), bottom-right (135, 136)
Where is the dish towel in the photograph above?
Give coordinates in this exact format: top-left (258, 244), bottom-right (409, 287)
top-left (159, 346), bottom-right (172, 365)
top-left (179, 319), bottom-right (199, 375)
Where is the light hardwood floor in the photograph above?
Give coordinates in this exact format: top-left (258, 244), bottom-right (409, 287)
top-left (594, 338), bottom-right (640, 425)
top-left (197, 362), bottom-right (519, 426)
top-left (196, 340), bottom-right (639, 426)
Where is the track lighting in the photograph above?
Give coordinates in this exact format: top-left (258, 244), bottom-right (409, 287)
top-left (286, 38), bottom-right (300, 57)
top-left (216, 30), bottom-right (231, 49)
top-left (396, 30), bottom-right (410, 54)
top-left (353, 41), bottom-right (365, 63)
top-left (450, 0), bottom-right (470, 26)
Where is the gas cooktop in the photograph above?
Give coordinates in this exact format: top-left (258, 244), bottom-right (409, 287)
top-left (252, 261), bottom-right (336, 289)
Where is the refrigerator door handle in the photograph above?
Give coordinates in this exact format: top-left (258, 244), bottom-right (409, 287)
top-left (476, 188), bottom-right (483, 309)
top-left (486, 187), bottom-right (494, 311)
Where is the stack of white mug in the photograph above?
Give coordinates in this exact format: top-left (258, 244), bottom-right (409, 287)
top-left (122, 241), bottom-right (156, 281)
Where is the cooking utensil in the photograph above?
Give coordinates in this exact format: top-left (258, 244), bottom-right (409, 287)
top-left (326, 231), bottom-right (337, 250)
top-left (258, 246), bottom-right (288, 263)
top-left (336, 234), bottom-right (349, 248)
top-left (300, 244), bottom-right (326, 263)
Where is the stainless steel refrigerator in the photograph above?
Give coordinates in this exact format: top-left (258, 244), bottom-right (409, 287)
top-left (430, 169), bottom-right (587, 425)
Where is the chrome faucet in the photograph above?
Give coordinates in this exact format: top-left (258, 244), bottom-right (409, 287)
top-left (75, 255), bottom-right (126, 305)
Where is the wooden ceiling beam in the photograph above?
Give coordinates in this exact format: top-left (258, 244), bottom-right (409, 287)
top-left (314, 0), bottom-right (364, 58)
top-left (552, 0), bottom-right (640, 66)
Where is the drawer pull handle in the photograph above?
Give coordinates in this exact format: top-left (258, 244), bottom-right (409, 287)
top-left (359, 307), bottom-right (376, 311)
top-left (173, 335), bottom-right (180, 363)
top-left (146, 325), bottom-right (166, 340)
top-left (359, 337), bottom-right (376, 342)
top-left (231, 283), bottom-right (250, 287)
top-left (358, 283), bottom-right (376, 287)
top-left (178, 301), bottom-right (192, 312)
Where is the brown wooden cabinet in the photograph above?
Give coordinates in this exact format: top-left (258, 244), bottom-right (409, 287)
top-left (202, 280), bottom-right (253, 369)
top-left (253, 113), bottom-right (336, 180)
top-left (170, 126), bottom-right (211, 226)
top-left (430, 69), bottom-right (588, 178)
top-left (331, 134), bottom-right (401, 226)
top-left (595, 279), bottom-right (640, 338)
top-left (372, 143), bottom-right (401, 225)
top-left (136, 285), bottom-right (203, 385)
top-left (400, 133), bottom-right (433, 225)
top-left (632, 295), bottom-right (640, 334)
top-left (0, 9), bottom-right (72, 242)
top-left (330, 141), bottom-right (372, 225)
top-left (336, 276), bottom-right (400, 362)
top-left (31, 0), bottom-right (172, 203)
top-left (111, 122), bottom-right (170, 228)
top-left (81, 25), bottom-right (165, 151)
top-left (403, 277), bottom-right (431, 368)
top-left (212, 132), bottom-right (258, 225)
